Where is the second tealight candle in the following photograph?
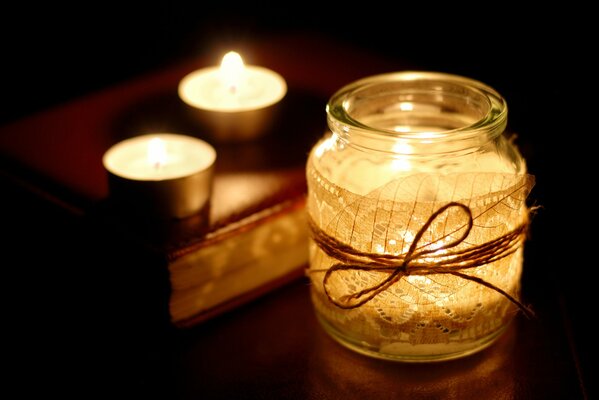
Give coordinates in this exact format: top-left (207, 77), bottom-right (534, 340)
top-left (178, 51), bottom-right (287, 142)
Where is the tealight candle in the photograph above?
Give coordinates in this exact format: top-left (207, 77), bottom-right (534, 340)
top-left (178, 51), bottom-right (287, 141)
top-left (103, 133), bottom-right (216, 219)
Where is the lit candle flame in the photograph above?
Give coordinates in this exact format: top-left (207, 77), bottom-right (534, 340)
top-left (391, 140), bottom-right (413, 171)
top-left (399, 102), bottom-right (414, 111)
top-left (219, 51), bottom-right (245, 94)
top-left (147, 137), bottom-right (167, 169)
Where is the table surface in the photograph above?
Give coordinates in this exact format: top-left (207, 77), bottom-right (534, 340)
top-left (0, 33), bottom-right (589, 399)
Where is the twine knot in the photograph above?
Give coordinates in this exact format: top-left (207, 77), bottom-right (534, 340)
top-left (308, 202), bottom-right (534, 318)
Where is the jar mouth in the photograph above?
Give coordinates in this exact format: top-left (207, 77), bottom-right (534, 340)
top-left (327, 71), bottom-right (507, 143)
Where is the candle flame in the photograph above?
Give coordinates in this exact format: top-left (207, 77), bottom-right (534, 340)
top-left (399, 102), bottom-right (414, 111)
top-left (147, 137), bottom-right (167, 169)
top-left (219, 51), bottom-right (245, 93)
top-left (391, 140), bottom-right (413, 171)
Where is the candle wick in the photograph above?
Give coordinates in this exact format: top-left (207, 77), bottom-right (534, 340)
top-left (154, 161), bottom-right (162, 170)
top-left (228, 85), bottom-right (237, 95)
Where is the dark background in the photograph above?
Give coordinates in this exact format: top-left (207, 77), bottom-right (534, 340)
top-left (1, 6), bottom-right (592, 398)
top-left (1, 6), bottom-right (582, 126)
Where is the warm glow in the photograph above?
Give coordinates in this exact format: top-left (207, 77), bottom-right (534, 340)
top-left (394, 125), bottom-right (411, 133)
top-left (391, 140), bottom-right (413, 171)
top-left (391, 158), bottom-right (411, 172)
top-left (147, 137), bottom-right (167, 169)
top-left (399, 102), bottom-right (414, 111)
top-left (314, 134), bottom-right (337, 158)
top-left (178, 51), bottom-right (287, 114)
top-left (405, 275), bottom-right (433, 285)
top-left (392, 140), bottom-right (413, 154)
top-left (219, 51), bottom-right (246, 93)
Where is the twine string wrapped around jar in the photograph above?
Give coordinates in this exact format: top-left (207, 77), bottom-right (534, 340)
top-left (308, 185), bottom-right (535, 318)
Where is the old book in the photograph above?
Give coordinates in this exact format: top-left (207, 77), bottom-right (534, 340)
top-left (89, 164), bottom-right (310, 327)
top-left (0, 86), bottom-right (323, 327)
top-left (0, 34), bottom-right (395, 327)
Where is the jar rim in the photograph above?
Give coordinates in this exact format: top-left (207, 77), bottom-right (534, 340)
top-left (326, 71), bottom-right (507, 142)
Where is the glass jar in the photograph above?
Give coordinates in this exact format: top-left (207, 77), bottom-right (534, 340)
top-left (306, 72), bottom-right (532, 362)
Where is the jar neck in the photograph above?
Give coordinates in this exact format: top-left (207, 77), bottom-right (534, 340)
top-left (326, 72), bottom-right (507, 156)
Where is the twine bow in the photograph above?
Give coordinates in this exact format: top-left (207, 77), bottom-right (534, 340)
top-left (308, 202), bottom-right (534, 318)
